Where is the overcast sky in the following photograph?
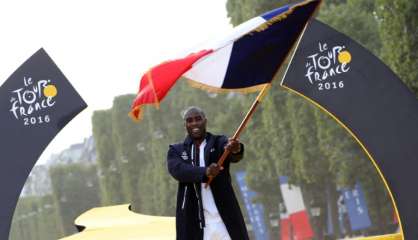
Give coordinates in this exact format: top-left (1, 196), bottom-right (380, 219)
top-left (0, 0), bottom-right (232, 165)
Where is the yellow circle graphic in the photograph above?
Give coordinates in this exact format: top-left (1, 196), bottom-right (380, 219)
top-left (338, 51), bottom-right (352, 64)
top-left (43, 85), bottom-right (57, 98)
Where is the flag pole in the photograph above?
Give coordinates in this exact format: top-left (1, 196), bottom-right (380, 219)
top-left (205, 84), bottom-right (271, 188)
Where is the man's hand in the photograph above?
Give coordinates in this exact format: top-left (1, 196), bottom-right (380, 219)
top-left (206, 163), bottom-right (223, 178)
top-left (225, 138), bottom-right (241, 154)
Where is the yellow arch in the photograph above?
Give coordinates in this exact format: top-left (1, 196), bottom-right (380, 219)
top-left (357, 233), bottom-right (402, 240)
top-left (281, 85), bottom-right (403, 240)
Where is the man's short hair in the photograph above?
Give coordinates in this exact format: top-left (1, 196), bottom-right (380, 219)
top-left (182, 106), bottom-right (206, 120)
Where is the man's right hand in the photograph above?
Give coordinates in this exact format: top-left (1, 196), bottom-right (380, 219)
top-left (206, 163), bottom-right (223, 178)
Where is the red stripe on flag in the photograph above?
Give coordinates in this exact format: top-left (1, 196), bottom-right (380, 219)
top-left (130, 49), bottom-right (212, 121)
top-left (280, 217), bottom-right (292, 240)
top-left (289, 210), bottom-right (314, 240)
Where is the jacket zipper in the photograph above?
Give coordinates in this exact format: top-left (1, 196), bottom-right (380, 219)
top-left (193, 183), bottom-right (203, 228)
top-left (181, 186), bottom-right (187, 210)
top-left (191, 145), bottom-right (204, 229)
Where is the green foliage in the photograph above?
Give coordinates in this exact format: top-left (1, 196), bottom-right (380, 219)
top-left (49, 164), bottom-right (101, 236)
top-left (111, 95), bottom-right (145, 207)
top-left (375, 0), bottom-right (418, 94)
top-left (10, 195), bottom-right (61, 240)
top-left (92, 110), bottom-right (125, 205)
top-left (319, 0), bottom-right (381, 56)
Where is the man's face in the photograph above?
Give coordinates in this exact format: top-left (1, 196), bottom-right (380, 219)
top-left (185, 111), bottom-right (207, 141)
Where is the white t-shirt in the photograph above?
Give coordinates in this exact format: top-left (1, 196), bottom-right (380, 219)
top-left (193, 140), bottom-right (222, 224)
top-left (193, 140), bottom-right (231, 240)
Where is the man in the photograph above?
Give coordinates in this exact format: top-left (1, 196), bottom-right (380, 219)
top-left (167, 106), bottom-right (249, 240)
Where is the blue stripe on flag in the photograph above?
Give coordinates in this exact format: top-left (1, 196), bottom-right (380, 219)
top-left (221, 1), bottom-right (319, 89)
top-left (261, 6), bottom-right (289, 20)
top-left (279, 176), bottom-right (288, 184)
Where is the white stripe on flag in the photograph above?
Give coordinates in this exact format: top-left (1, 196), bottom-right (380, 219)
top-left (212, 17), bottom-right (267, 49)
top-left (184, 16), bottom-right (268, 87)
top-left (280, 183), bottom-right (306, 213)
top-left (200, 16), bottom-right (267, 51)
top-left (184, 44), bottom-right (233, 88)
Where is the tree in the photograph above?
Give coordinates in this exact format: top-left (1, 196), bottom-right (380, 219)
top-left (92, 110), bottom-right (125, 205)
top-left (111, 95), bottom-right (145, 209)
top-left (375, 0), bottom-right (418, 94)
top-left (318, 0), bottom-right (381, 56)
top-left (10, 195), bottom-right (61, 240)
top-left (49, 164), bottom-right (101, 236)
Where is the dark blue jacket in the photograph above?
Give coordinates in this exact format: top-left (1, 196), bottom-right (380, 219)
top-left (167, 132), bottom-right (249, 240)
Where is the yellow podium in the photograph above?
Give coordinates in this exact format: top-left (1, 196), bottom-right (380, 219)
top-left (59, 204), bottom-right (175, 240)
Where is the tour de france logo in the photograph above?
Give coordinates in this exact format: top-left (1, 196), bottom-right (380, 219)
top-left (9, 77), bottom-right (57, 126)
top-left (305, 42), bottom-right (352, 91)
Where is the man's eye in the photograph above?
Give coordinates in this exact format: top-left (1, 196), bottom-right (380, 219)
top-left (186, 116), bottom-right (202, 123)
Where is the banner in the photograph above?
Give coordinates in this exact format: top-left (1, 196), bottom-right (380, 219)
top-left (340, 183), bottom-right (372, 231)
top-left (235, 171), bottom-right (270, 240)
top-left (0, 48), bottom-right (87, 239)
top-left (281, 19), bottom-right (418, 238)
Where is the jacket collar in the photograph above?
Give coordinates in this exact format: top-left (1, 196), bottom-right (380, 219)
top-left (183, 132), bottom-right (212, 147)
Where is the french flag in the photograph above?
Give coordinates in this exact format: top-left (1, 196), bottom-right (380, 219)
top-left (185, 0), bottom-right (321, 92)
top-left (130, 0), bottom-right (322, 120)
top-left (279, 176), bottom-right (314, 240)
top-left (280, 211), bottom-right (292, 240)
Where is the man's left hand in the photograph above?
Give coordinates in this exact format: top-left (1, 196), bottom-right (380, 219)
top-left (225, 138), bottom-right (241, 154)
